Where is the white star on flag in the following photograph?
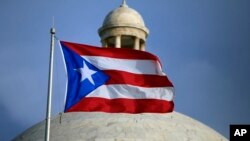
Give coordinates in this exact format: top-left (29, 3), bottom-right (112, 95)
top-left (75, 61), bottom-right (97, 85)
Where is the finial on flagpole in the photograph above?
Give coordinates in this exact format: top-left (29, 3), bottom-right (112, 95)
top-left (51, 16), bottom-right (56, 34)
top-left (121, 0), bottom-right (128, 7)
top-left (50, 28), bottom-right (55, 34)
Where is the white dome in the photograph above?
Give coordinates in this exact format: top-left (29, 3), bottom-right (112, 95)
top-left (99, 3), bottom-right (149, 34)
top-left (13, 112), bottom-right (228, 141)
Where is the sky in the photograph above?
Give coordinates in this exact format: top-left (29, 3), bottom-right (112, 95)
top-left (0, 0), bottom-right (250, 140)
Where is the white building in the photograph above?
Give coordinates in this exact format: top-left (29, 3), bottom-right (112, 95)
top-left (14, 1), bottom-right (228, 141)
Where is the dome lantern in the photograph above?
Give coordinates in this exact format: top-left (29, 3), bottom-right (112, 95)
top-left (98, 0), bottom-right (149, 51)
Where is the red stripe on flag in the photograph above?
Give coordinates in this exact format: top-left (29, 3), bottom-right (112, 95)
top-left (104, 70), bottom-right (173, 87)
top-left (61, 41), bottom-right (161, 62)
top-left (66, 97), bottom-right (174, 113)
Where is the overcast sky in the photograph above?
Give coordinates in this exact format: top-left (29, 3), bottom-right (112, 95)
top-left (1, 0), bottom-right (250, 140)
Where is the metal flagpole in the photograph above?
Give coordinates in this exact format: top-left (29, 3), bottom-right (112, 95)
top-left (45, 27), bottom-right (55, 141)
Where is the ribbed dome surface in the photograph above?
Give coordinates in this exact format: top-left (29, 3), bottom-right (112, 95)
top-left (99, 4), bottom-right (149, 34)
top-left (13, 112), bottom-right (228, 141)
top-left (103, 6), bottom-right (145, 27)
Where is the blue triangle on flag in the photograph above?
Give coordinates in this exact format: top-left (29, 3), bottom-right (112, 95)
top-left (61, 44), bottom-right (109, 111)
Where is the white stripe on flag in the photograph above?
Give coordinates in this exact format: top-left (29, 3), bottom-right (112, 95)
top-left (86, 84), bottom-right (174, 101)
top-left (82, 56), bottom-right (165, 76)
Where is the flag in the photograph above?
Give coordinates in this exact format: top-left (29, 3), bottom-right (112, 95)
top-left (59, 41), bottom-right (174, 113)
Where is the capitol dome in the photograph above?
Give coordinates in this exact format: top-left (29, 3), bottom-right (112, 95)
top-left (99, 1), bottom-right (148, 34)
top-left (98, 0), bottom-right (149, 50)
top-left (13, 112), bottom-right (227, 141)
top-left (13, 1), bottom-right (229, 141)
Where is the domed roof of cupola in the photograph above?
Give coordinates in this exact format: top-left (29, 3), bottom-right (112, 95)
top-left (99, 0), bottom-right (149, 35)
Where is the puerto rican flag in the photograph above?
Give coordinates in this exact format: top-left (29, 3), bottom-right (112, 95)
top-left (59, 41), bottom-right (174, 113)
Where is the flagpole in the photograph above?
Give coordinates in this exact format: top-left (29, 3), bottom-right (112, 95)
top-left (45, 27), bottom-right (55, 141)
